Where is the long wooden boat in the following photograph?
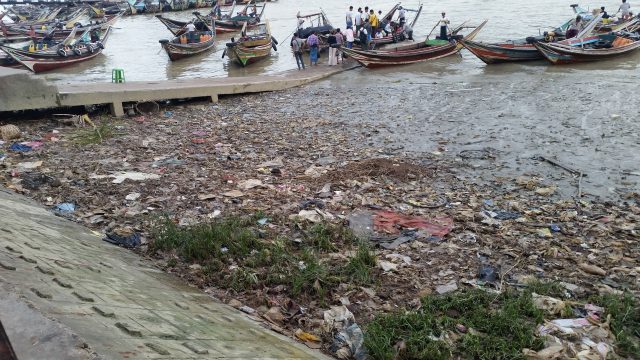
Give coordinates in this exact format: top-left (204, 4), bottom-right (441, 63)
top-left (156, 13), bottom-right (239, 35)
top-left (342, 20), bottom-right (487, 68)
top-left (224, 21), bottom-right (275, 66)
top-left (0, 26), bottom-right (112, 73)
top-left (534, 33), bottom-right (640, 64)
top-left (460, 13), bottom-right (612, 64)
top-left (215, 0), bottom-right (264, 29)
top-left (353, 3), bottom-right (423, 47)
top-left (159, 23), bottom-right (216, 60)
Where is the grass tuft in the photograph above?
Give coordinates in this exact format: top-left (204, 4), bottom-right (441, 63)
top-left (589, 293), bottom-right (640, 357)
top-left (365, 289), bottom-right (545, 360)
top-left (72, 122), bottom-right (119, 145)
top-left (345, 241), bottom-right (377, 285)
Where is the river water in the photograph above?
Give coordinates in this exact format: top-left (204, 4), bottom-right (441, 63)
top-left (3, 0), bottom-right (639, 199)
top-left (1, 0), bottom-right (631, 83)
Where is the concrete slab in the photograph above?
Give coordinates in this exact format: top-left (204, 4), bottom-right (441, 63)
top-left (0, 67), bottom-right (59, 111)
top-left (0, 189), bottom-right (329, 359)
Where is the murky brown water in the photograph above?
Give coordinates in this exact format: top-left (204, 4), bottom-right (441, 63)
top-left (3, 0), bottom-right (632, 83)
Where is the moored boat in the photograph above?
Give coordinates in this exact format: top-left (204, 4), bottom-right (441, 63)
top-left (533, 33), bottom-right (640, 64)
top-left (342, 20), bottom-right (487, 68)
top-left (224, 21), bottom-right (276, 66)
top-left (159, 20), bottom-right (216, 61)
top-left (0, 26), bottom-right (112, 73)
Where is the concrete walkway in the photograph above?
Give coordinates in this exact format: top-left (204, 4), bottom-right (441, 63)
top-left (0, 64), bottom-right (357, 116)
top-left (0, 189), bottom-right (329, 359)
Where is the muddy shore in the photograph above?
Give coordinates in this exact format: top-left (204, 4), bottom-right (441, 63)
top-left (0, 85), bottom-right (638, 358)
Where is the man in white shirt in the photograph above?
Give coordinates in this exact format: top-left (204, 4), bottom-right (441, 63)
top-left (619, 0), bottom-right (631, 19)
top-left (185, 22), bottom-right (196, 42)
top-left (354, 8), bottom-right (363, 32)
top-left (345, 26), bottom-right (354, 48)
top-left (398, 6), bottom-right (406, 26)
top-left (346, 6), bottom-right (354, 28)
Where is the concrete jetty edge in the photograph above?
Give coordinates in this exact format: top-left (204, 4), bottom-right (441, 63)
top-left (0, 63), bottom-right (358, 116)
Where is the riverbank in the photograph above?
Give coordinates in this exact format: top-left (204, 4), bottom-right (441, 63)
top-left (0, 85), bottom-right (638, 358)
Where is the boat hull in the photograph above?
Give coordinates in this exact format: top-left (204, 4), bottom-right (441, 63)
top-left (226, 42), bottom-right (271, 66)
top-left (161, 35), bottom-right (216, 61)
top-left (534, 37), bottom-right (640, 65)
top-left (460, 40), bottom-right (541, 64)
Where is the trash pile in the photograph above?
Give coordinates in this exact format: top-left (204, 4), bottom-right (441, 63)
top-left (0, 90), bottom-right (638, 358)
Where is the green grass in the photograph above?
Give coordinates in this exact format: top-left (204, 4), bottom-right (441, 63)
top-left (345, 241), bottom-right (377, 285)
top-left (364, 289), bottom-right (545, 360)
top-left (71, 122), bottom-right (119, 145)
top-left (151, 216), bottom-right (261, 262)
top-left (590, 293), bottom-right (640, 357)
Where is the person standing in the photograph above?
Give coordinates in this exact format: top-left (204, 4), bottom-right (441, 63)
top-left (346, 6), bottom-right (354, 29)
top-left (358, 24), bottom-right (369, 50)
top-left (307, 31), bottom-right (319, 65)
top-left (566, 15), bottom-right (583, 38)
top-left (437, 12), bottom-right (449, 40)
top-left (291, 32), bottom-right (305, 70)
top-left (369, 9), bottom-right (379, 36)
top-left (397, 6), bottom-right (406, 26)
top-left (345, 26), bottom-right (354, 49)
top-left (355, 8), bottom-right (363, 33)
top-left (364, 6), bottom-right (370, 22)
top-left (335, 28), bottom-right (344, 63)
top-left (327, 30), bottom-right (338, 66)
top-left (364, 18), bottom-right (373, 45)
top-left (185, 22), bottom-right (196, 43)
top-left (619, 0), bottom-right (631, 19)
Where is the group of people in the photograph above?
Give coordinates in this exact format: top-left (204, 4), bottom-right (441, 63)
top-left (345, 5), bottom-right (413, 49)
top-left (566, 0), bottom-right (633, 39)
top-left (290, 28), bottom-right (349, 70)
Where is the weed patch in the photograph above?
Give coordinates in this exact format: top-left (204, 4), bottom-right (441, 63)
top-left (364, 289), bottom-right (545, 360)
top-left (72, 122), bottom-right (119, 145)
top-left (590, 293), bottom-right (640, 357)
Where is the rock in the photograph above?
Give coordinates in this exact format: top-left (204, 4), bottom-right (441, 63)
top-left (435, 281), bottom-right (458, 294)
top-left (227, 299), bottom-right (242, 308)
top-left (188, 264), bottom-right (202, 270)
top-left (239, 305), bottom-right (255, 314)
top-left (378, 260), bottom-right (398, 272)
top-left (265, 307), bottom-right (284, 322)
top-left (223, 190), bottom-right (244, 198)
top-left (579, 263), bottom-right (606, 276)
top-left (535, 186), bottom-right (557, 196)
top-left (238, 179), bottom-right (263, 190)
top-left (125, 192), bottom-right (141, 201)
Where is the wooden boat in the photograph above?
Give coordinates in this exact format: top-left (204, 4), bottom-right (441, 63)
top-left (224, 21), bottom-right (275, 66)
top-left (534, 33), bottom-right (640, 64)
top-left (159, 21), bottom-right (215, 60)
top-left (156, 13), bottom-right (237, 35)
top-left (215, 0), bottom-right (264, 29)
top-left (460, 13), bottom-right (609, 64)
top-left (341, 20), bottom-right (487, 68)
top-left (0, 26), bottom-right (112, 73)
top-left (358, 3), bottom-right (424, 47)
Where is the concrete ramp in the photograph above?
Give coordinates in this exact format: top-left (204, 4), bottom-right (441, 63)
top-left (0, 67), bottom-right (58, 111)
top-left (0, 189), bottom-right (327, 359)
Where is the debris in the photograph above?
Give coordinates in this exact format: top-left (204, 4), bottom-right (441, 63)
top-left (238, 179), bottom-right (264, 190)
top-left (578, 263), bottom-right (606, 276)
top-left (125, 193), bottom-right (141, 201)
top-left (239, 305), bottom-right (256, 315)
top-left (294, 329), bottom-right (320, 342)
top-left (0, 125), bottom-right (20, 141)
top-left (378, 260), bottom-right (398, 272)
top-left (227, 299), bottom-right (242, 308)
top-left (16, 161), bottom-right (42, 170)
top-left (535, 186), bottom-right (557, 196)
top-left (103, 228), bottom-right (141, 248)
top-left (223, 190), bottom-right (244, 198)
top-left (290, 209), bottom-right (334, 223)
top-left (8, 143), bottom-right (32, 152)
top-left (373, 210), bottom-right (453, 237)
top-left (91, 172), bottom-right (160, 184)
top-left (532, 293), bottom-right (566, 316)
top-left (435, 281), bottom-right (458, 294)
top-left (54, 203), bottom-right (75, 214)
